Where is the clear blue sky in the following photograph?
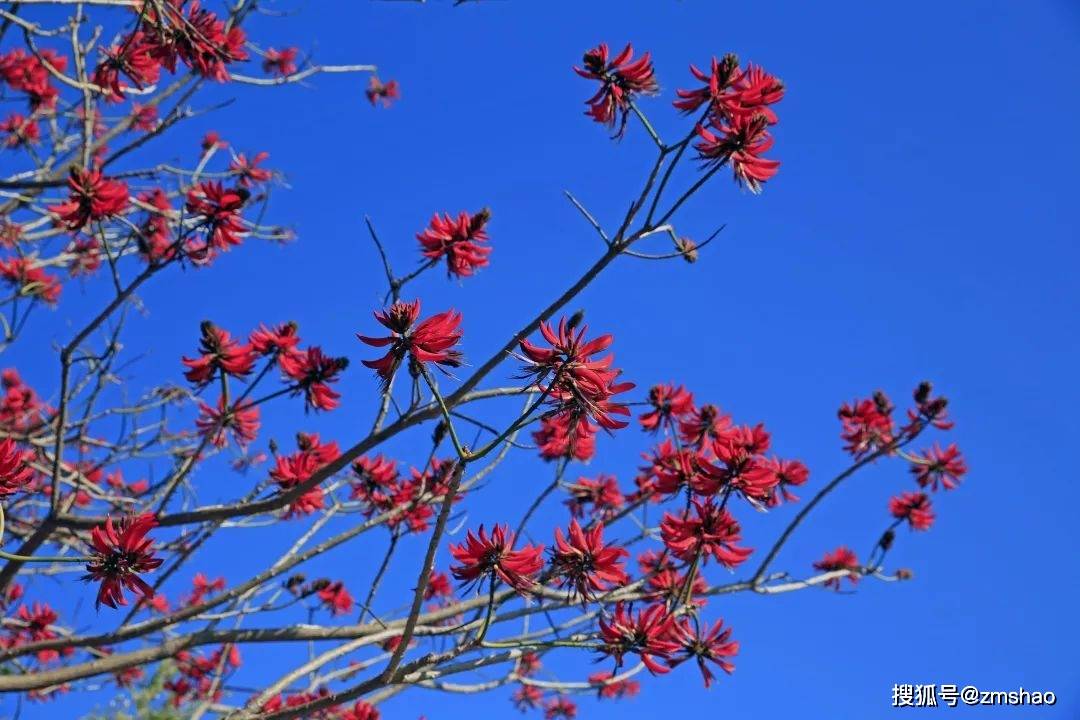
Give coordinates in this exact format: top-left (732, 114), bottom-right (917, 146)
top-left (7, 0), bottom-right (1080, 717)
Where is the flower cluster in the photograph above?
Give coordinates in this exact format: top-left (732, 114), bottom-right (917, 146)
top-left (417, 208), bottom-right (492, 279)
top-left (574, 43), bottom-right (658, 137)
top-left (81, 514), bottom-right (163, 609)
top-left (359, 299), bottom-right (463, 387)
top-left (674, 54), bottom-right (784, 192)
top-left (519, 316), bottom-right (634, 459)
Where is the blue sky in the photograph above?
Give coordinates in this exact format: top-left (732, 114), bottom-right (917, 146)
top-left (5, 0), bottom-right (1080, 717)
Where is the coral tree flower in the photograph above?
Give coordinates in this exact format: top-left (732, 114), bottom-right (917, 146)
top-left (449, 524), bottom-right (544, 596)
top-left (0, 437), bottom-right (33, 495)
top-left (0, 257), bottom-right (61, 305)
top-left (229, 151), bottom-right (272, 187)
top-left (910, 443), bottom-right (967, 491)
top-left (82, 514), bottom-right (163, 609)
top-left (417, 208), bottom-right (492, 278)
top-left (279, 346), bottom-right (348, 412)
top-left (184, 182), bottom-right (248, 261)
top-left (518, 315), bottom-right (634, 431)
top-left (597, 602), bottom-right (679, 675)
top-left (366, 76), bottom-right (400, 107)
top-left (670, 618), bottom-right (739, 688)
top-left (48, 168), bottom-right (129, 231)
top-left (639, 383), bottom-right (695, 433)
top-left (550, 519), bottom-right (629, 602)
top-left (889, 491), bottom-right (935, 530)
top-left (660, 499), bottom-right (752, 569)
top-left (196, 396), bottom-right (260, 449)
top-left (262, 47), bottom-right (298, 77)
top-left (695, 114), bottom-right (780, 193)
top-left (533, 411), bottom-right (597, 462)
top-left (813, 546), bottom-right (860, 590)
top-left (574, 43), bottom-right (658, 137)
top-left (838, 391), bottom-right (896, 458)
top-left (679, 54), bottom-right (784, 192)
top-left (358, 299), bottom-right (463, 386)
top-left (182, 321), bottom-right (256, 386)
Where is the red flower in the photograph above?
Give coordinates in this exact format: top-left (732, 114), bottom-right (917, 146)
top-left (906, 381), bottom-right (953, 432)
top-left (340, 701), bottom-right (380, 720)
top-left (229, 151), bottom-right (272, 187)
top-left (910, 443), bottom-right (967, 491)
top-left (724, 63), bottom-right (785, 123)
top-left (163, 1), bottom-right (248, 81)
top-left (64, 237), bottom-right (101, 277)
top-left (350, 454), bottom-right (399, 509)
top-left (890, 491), bottom-right (935, 531)
top-left (564, 474), bottom-right (624, 520)
top-left (424, 570), bottom-right (454, 601)
top-left (358, 299), bottom-right (463, 386)
top-left (646, 567), bottom-right (708, 607)
top-left (48, 168), bottom-right (129, 231)
top-left (518, 316), bottom-right (634, 430)
top-left (136, 188), bottom-right (175, 263)
top-left (813, 546), bottom-right (860, 590)
top-left (597, 602), bottom-right (679, 675)
top-left (763, 457), bottom-right (810, 506)
top-left (661, 499), bottom-right (752, 569)
top-left (82, 514), bottom-right (163, 609)
top-left (184, 182), bottom-right (248, 262)
top-left (201, 132), bottom-right (227, 152)
top-left (417, 208), bottom-right (492, 278)
top-left (533, 411), bottom-right (597, 462)
top-left (695, 114), bottom-right (780, 193)
top-left (449, 524), bottom-right (544, 596)
top-left (317, 581), bottom-right (354, 616)
top-left (512, 685), bottom-right (543, 711)
top-left (0, 49), bottom-right (65, 110)
top-left (550, 519), bottom-right (629, 602)
top-left (279, 346), bottom-right (348, 412)
top-left (185, 573), bottom-right (226, 605)
top-left (0, 437), bottom-right (33, 495)
top-left (182, 321), bottom-right (257, 386)
top-left (270, 433), bottom-right (339, 518)
top-left (639, 383), bottom-right (695, 433)
top-left (0, 112), bottom-right (40, 147)
top-left (543, 697), bottom-right (577, 719)
top-left (92, 32), bottom-right (160, 102)
top-left (195, 396), bottom-right (260, 449)
top-left (673, 54), bottom-right (742, 114)
top-left (0, 257), bottom-right (61, 305)
top-left (642, 439), bottom-right (723, 497)
top-left (588, 671), bottom-right (640, 700)
top-left (262, 47), bottom-right (298, 77)
top-left (838, 392), bottom-right (896, 458)
top-left (574, 43), bottom-right (658, 138)
top-left (711, 426), bottom-right (779, 502)
top-left (1, 369), bottom-right (51, 433)
top-left (249, 322), bottom-right (300, 356)
top-left (130, 103), bottom-right (158, 131)
top-left (670, 618), bottom-right (738, 688)
top-left (365, 76), bottom-right (399, 107)
top-left (678, 403), bottom-right (732, 448)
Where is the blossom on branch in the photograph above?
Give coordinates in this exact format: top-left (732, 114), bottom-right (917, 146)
top-left (358, 299), bottom-right (463, 386)
top-left (550, 519), bottom-right (629, 602)
top-left (813, 546), bottom-right (860, 590)
top-left (48, 168), bottom-right (129, 231)
top-left (449, 524), bottom-right (544, 596)
top-left (417, 208), bottom-right (492, 279)
top-left (574, 43), bottom-right (658, 138)
top-left (82, 514), bottom-right (163, 609)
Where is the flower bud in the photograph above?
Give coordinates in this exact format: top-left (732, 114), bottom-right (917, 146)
top-left (878, 529), bottom-right (895, 551)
